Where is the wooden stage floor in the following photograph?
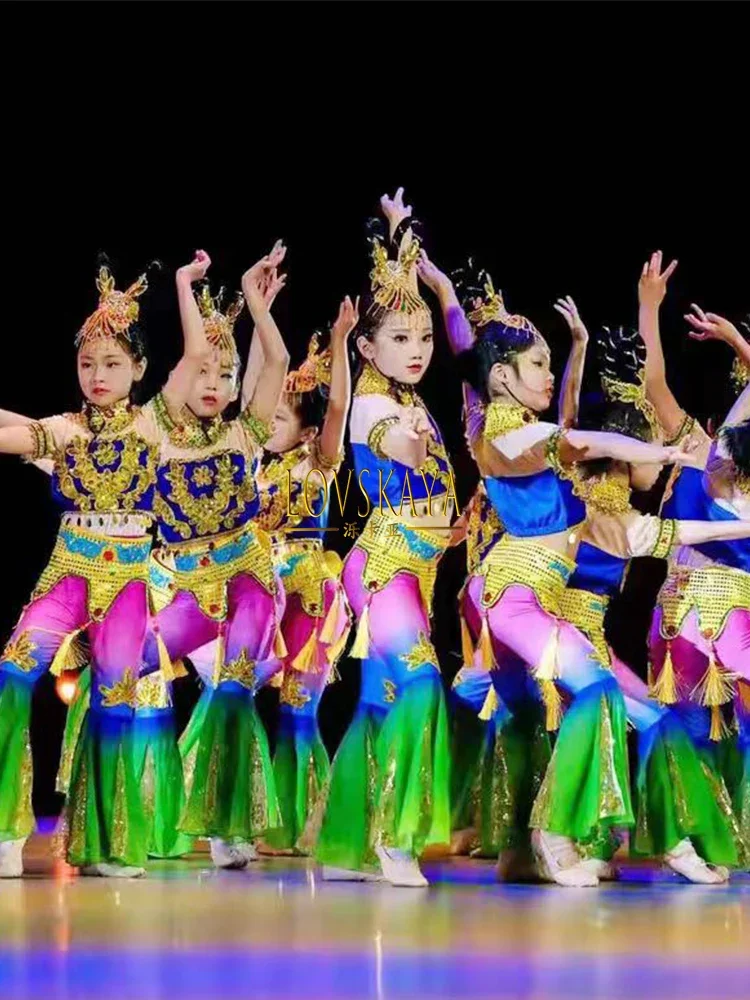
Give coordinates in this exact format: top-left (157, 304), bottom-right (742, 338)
top-left (0, 834), bottom-right (748, 1000)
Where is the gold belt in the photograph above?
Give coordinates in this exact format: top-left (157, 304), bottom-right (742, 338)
top-left (658, 563), bottom-right (750, 640)
top-left (353, 509), bottom-right (450, 616)
top-left (150, 525), bottom-right (277, 621)
top-left (272, 537), bottom-right (344, 617)
top-left (478, 535), bottom-right (574, 616)
top-left (559, 587), bottom-right (611, 668)
top-left (33, 523), bottom-right (152, 621)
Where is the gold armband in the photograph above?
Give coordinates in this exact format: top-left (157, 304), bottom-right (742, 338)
top-left (368, 416), bottom-right (400, 459)
top-left (651, 518), bottom-right (677, 560)
top-left (240, 410), bottom-right (272, 447)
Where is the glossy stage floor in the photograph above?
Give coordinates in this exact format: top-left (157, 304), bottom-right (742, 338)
top-left (0, 833), bottom-right (748, 1000)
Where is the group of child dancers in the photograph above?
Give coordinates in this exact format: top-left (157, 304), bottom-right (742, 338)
top-left (0, 188), bottom-right (748, 888)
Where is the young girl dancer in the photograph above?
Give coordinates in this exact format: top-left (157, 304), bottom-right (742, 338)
top-left (0, 261), bottom-right (205, 877)
top-left (311, 190), bottom-right (455, 887)
top-left (417, 254), bottom-right (693, 886)
top-left (138, 246), bottom-right (290, 870)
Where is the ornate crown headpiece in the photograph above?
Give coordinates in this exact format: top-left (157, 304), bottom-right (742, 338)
top-left (285, 331), bottom-right (332, 394)
top-left (197, 284), bottom-right (244, 356)
top-left (598, 326), bottom-right (661, 438)
top-left (76, 266), bottom-right (149, 346)
top-left (367, 221), bottom-right (429, 322)
top-left (466, 273), bottom-right (541, 338)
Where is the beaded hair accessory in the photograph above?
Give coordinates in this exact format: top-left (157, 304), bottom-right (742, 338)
top-left (598, 326), bottom-right (661, 439)
top-left (197, 284), bottom-right (244, 356)
top-left (467, 273), bottom-right (541, 339)
top-left (76, 266), bottom-right (149, 346)
top-left (285, 332), bottom-right (331, 394)
top-left (367, 221), bottom-right (429, 322)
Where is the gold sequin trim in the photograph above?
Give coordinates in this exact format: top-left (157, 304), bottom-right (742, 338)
top-left (156, 453), bottom-right (257, 539)
top-left (239, 408), bottom-right (272, 447)
top-left (383, 679), bottom-right (397, 704)
top-left (482, 402), bottom-right (537, 439)
top-left (272, 539), bottom-right (342, 617)
top-left (399, 631), bottom-right (440, 673)
top-left (219, 649), bottom-right (257, 691)
top-left (136, 672), bottom-right (171, 710)
top-left (651, 518), bottom-right (677, 560)
top-left (58, 434), bottom-right (157, 513)
top-left (100, 668), bottom-right (139, 708)
top-left (478, 535), bottom-right (574, 617)
top-left (658, 564), bottom-right (750, 642)
top-left (28, 421), bottom-right (54, 461)
top-left (354, 509), bottom-right (449, 618)
top-left (280, 673), bottom-right (311, 708)
top-left (368, 416), bottom-right (400, 459)
top-left (558, 588), bottom-right (612, 668)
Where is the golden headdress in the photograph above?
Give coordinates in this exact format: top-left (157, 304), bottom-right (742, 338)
top-left (368, 227), bottom-right (429, 322)
top-left (197, 284), bottom-right (244, 357)
top-left (285, 332), bottom-right (331, 394)
top-left (467, 273), bottom-right (541, 339)
top-left (76, 266), bottom-right (149, 346)
top-left (598, 326), bottom-right (661, 439)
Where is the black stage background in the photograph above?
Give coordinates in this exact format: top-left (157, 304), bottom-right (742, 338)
top-left (1, 25), bottom-right (748, 820)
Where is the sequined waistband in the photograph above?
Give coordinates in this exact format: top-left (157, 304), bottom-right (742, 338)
top-left (478, 536), bottom-right (575, 617)
top-left (61, 511), bottom-right (153, 538)
top-left (272, 538), bottom-right (344, 616)
top-left (352, 510), bottom-right (450, 617)
top-left (657, 563), bottom-right (750, 641)
top-left (559, 587), bottom-right (611, 667)
top-left (33, 523), bottom-right (152, 621)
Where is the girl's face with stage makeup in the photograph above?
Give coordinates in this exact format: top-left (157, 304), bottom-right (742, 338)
top-left (265, 394), bottom-right (312, 454)
top-left (491, 341), bottom-right (554, 413)
top-left (357, 311), bottom-right (434, 385)
top-left (77, 339), bottom-right (145, 408)
top-left (187, 349), bottom-right (238, 418)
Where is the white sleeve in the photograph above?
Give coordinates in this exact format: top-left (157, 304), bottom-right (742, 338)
top-left (491, 422), bottom-right (559, 460)
top-left (349, 394), bottom-right (401, 446)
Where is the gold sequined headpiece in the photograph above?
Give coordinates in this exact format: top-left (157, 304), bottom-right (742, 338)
top-left (76, 267), bottom-right (148, 347)
top-left (285, 332), bottom-right (331, 394)
top-left (368, 229), bottom-right (429, 323)
top-left (467, 274), bottom-right (541, 339)
top-left (601, 368), bottom-right (661, 440)
top-left (197, 285), bottom-right (244, 357)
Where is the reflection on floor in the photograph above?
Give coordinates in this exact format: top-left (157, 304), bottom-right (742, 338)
top-left (0, 834), bottom-right (748, 1000)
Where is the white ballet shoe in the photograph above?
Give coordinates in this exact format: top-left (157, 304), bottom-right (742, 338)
top-left (0, 838), bottom-right (26, 878)
top-left (209, 838), bottom-right (248, 870)
top-left (665, 839), bottom-right (730, 884)
top-left (80, 863), bottom-right (146, 878)
top-left (375, 845), bottom-right (429, 887)
top-left (321, 866), bottom-right (383, 882)
top-left (496, 846), bottom-right (538, 882)
top-left (531, 830), bottom-right (599, 888)
top-left (233, 841), bottom-right (259, 864)
top-left (579, 858), bottom-right (619, 881)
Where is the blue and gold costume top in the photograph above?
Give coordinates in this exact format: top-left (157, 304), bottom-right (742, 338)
top-left (150, 393), bottom-right (270, 544)
top-left (349, 363), bottom-right (454, 509)
top-left (662, 465), bottom-right (750, 571)
top-left (255, 442), bottom-right (340, 541)
top-left (29, 400), bottom-right (159, 516)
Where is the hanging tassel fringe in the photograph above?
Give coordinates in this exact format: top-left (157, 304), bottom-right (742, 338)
top-left (50, 627), bottom-right (86, 678)
top-left (326, 626), bottom-right (349, 666)
top-left (534, 625), bottom-right (560, 683)
top-left (650, 641), bottom-right (678, 705)
top-left (478, 686), bottom-right (499, 722)
top-left (460, 614), bottom-right (475, 668)
top-left (539, 679), bottom-right (563, 732)
top-left (350, 602), bottom-right (371, 659)
top-left (211, 631), bottom-right (226, 687)
top-left (274, 624), bottom-right (288, 659)
top-left (172, 659), bottom-right (189, 679)
top-left (477, 614), bottom-right (496, 670)
top-left (692, 648), bottom-right (735, 742)
top-left (155, 632), bottom-right (175, 683)
top-left (319, 593), bottom-right (341, 645)
top-left (291, 625), bottom-right (320, 673)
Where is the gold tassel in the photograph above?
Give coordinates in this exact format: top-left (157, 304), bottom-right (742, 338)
top-left (477, 614), bottom-right (496, 670)
top-left (274, 624), bottom-right (288, 659)
top-left (692, 648), bottom-right (735, 742)
top-left (50, 627), bottom-right (85, 678)
top-left (535, 626), bottom-right (559, 683)
top-left (319, 593), bottom-right (341, 645)
top-left (650, 641), bottom-right (678, 705)
top-left (291, 625), bottom-right (320, 673)
top-left (478, 686), bottom-right (499, 722)
top-left (647, 658), bottom-right (654, 692)
top-left (172, 659), bottom-right (189, 679)
top-left (211, 631), bottom-right (226, 687)
top-left (709, 704), bottom-right (728, 743)
top-left (327, 661), bottom-right (341, 684)
top-left (460, 615), bottom-right (475, 668)
top-left (155, 632), bottom-right (174, 683)
top-left (350, 602), bottom-right (371, 659)
top-left (540, 679), bottom-right (563, 732)
top-left (326, 627), bottom-right (349, 666)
